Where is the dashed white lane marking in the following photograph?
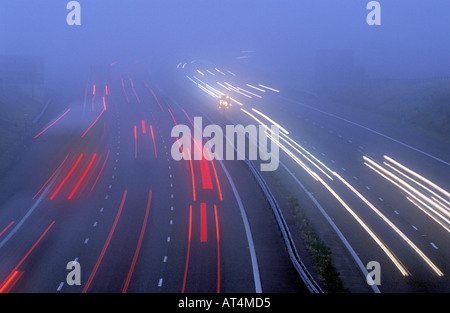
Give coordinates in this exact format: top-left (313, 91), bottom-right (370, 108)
top-left (394, 210), bottom-right (399, 215)
top-left (341, 167), bottom-right (346, 171)
top-left (411, 225), bottom-right (418, 230)
top-left (108, 185), bottom-right (112, 189)
top-left (158, 278), bottom-right (163, 287)
top-left (93, 221), bottom-right (98, 227)
top-left (105, 195), bottom-right (109, 200)
top-left (378, 197), bottom-right (384, 202)
top-left (170, 219), bottom-right (173, 225)
top-left (170, 194), bottom-right (173, 199)
top-left (353, 176), bottom-right (358, 180)
top-left (57, 282), bottom-right (64, 291)
top-left (430, 242), bottom-right (438, 249)
top-left (163, 256), bottom-right (167, 263)
top-left (365, 186), bottom-right (371, 190)
top-left (100, 207), bottom-right (104, 212)
top-left (84, 238), bottom-right (89, 244)
top-left (167, 236), bottom-right (171, 242)
top-left (170, 206), bottom-right (174, 211)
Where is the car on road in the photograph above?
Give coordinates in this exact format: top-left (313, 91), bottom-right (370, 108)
top-left (218, 95), bottom-right (231, 109)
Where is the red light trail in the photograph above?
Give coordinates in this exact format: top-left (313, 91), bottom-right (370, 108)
top-left (34, 108), bottom-right (71, 139)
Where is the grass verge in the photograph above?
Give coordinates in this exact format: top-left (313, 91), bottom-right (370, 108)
top-left (267, 172), bottom-right (349, 293)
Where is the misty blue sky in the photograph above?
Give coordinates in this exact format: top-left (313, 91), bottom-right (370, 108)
top-left (1, 1), bottom-right (450, 81)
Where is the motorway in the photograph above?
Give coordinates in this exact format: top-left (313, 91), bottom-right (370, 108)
top-left (171, 55), bottom-right (450, 293)
top-left (0, 60), bottom-right (306, 293)
top-left (0, 54), bottom-right (449, 293)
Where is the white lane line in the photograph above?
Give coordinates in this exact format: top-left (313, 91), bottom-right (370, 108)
top-left (57, 282), bottom-right (64, 291)
top-left (100, 207), bottom-right (104, 212)
top-left (279, 161), bottom-right (380, 293)
top-left (394, 210), bottom-right (399, 215)
top-left (93, 221), bottom-right (98, 227)
top-left (163, 256), bottom-right (167, 263)
top-left (282, 96), bottom-right (450, 166)
top-left (378, 197), bottom-right (384, 202)
top-left (170, 206), bottom-right (174, 211)
top-left (158, 278), bottom-right (163, 287)
top-left (203, 112), bottom-right (262, 293)
top-left (412, 225), bottom-right (418, 230)
top-left (217, 158), bottom-right (262, 293)
top-left (84, 238), bottom-right (89, 244)
top-left (108, 185), bottom-right (112, 189)
top-left (167, 236), bottom-right (171, 242)
top-left (105, 195), bottom-right (109, 200)
top-left (430, 242), bottom-right (438, 249)
top-left (365, 186), bottom-right (371, 190)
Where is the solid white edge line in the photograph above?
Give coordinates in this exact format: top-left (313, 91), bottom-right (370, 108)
top-left (202, 113), bottom-right (262, 292)
top-left (0, 162), bottom-right (63, 249)
top-left (217, 158), bottom-right (262, 293)
top-left (281, 96), bottom-right (450, 167)
top-left (279, 161), bottom-right (380, 293)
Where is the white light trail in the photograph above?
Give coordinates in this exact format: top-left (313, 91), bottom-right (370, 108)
top-left (246, 84), bottom-right (266, 92)
top-left (335, 170), bottom-right (444, 276)
top-left (215, 68), bottom-right (226, 75)
top-left (258, 84), bottom-right (280, 93)
top-left (251, 108), bottom-right (289, 135)
top-left (384, 155), bottom-right (450, 198)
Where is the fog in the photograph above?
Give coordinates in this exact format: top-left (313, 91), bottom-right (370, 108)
top-left (1, 1), bottom-right (450, 90)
